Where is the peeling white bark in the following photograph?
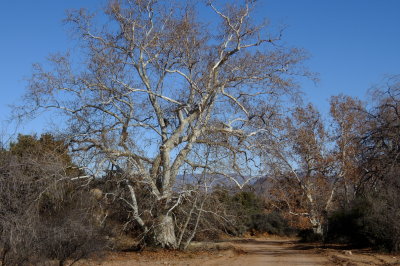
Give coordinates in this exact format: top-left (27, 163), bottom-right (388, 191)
top-left (154, 215), bottom-right (177, 249)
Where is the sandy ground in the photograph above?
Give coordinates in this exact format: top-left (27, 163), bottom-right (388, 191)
top-left (77, 237), bottom-right (400, 266)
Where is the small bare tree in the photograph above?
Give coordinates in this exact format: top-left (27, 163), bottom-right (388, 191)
top-left (20, 0), bottom-right (309, 248)
top-left (361, 75), bottom-right (400, 188)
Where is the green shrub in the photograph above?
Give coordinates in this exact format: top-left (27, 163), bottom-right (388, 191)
top-left (251, 212), bottom-right (294, 236)
top-left (213, 189), bottom-right (294, 237)
top-left (327, 195), bottom-right (400, 252)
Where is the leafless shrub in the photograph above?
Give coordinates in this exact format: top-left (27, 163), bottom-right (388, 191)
top-left (0, 135), bottom-right (106, 265)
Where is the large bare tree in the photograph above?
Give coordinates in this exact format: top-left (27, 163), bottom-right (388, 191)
top-left (21, 0), bottom-right (309, 248)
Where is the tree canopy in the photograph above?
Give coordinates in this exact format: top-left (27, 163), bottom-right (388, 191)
top-left (21, 0), bottom-right (310, 248)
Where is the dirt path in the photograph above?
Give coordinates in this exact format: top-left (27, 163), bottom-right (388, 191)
top-left (78, 238), bottom-right (400, 266)
top-left (201, 238), bottom-right (330, 266)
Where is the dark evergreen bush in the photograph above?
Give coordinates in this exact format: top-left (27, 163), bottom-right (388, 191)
top-left (251, 212), bottom-right (294, 236)
top-left (298, 229), bottom-right (323, 242)
top-left (327, 194), bottom-right (400, 252)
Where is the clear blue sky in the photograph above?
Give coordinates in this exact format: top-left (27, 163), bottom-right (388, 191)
top-left (1, 0), bottom-right (399, 136)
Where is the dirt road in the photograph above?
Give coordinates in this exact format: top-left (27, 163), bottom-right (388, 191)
top-left (201, 238), bottom-right (329, 266)
top-left (79, 237), bottom-right (400, 266)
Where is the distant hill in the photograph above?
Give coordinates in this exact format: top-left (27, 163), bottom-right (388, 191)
top-left (175, 173), bottom-right (267, 192)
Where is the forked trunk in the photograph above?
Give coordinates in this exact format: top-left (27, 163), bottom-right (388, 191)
top-left (310, 215), bottom-right (324, 236)
top-left (154, 215), bottom-right (177, 249)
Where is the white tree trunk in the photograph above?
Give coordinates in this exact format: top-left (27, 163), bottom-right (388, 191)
top-left (154, 215), bottom-right (177, 249)
top-left (309, 215), bottom-right (323, 235)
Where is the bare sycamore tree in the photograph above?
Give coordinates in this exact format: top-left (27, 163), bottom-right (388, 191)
top-left (261, 104), bottom-right (334, 235)
top-left (329, 95), bottom-right (366, 205)
top-left (262, 99), bottom-right (368, 235)
top-left (21, 0), bottom-right (309, 248)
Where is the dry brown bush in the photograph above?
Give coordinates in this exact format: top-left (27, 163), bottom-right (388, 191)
top-left (0, 135), bottom-right (107, 265)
